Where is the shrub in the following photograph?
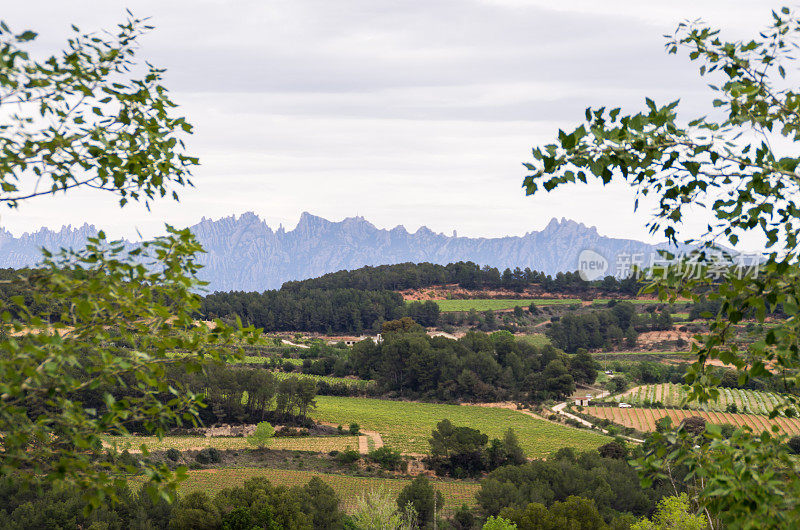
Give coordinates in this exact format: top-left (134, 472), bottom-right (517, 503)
top-left (680, 416), bottom-right (707, 436)
top-left (597, 441), bottom-right (628, 460)
top-left (195, 447), bottom-right (222, 464)
top-left (282, 360), bottom-right (296, 372)
top-left (720, 423), bottom-right (736, 439)
top-left (275, 427), bottom-right (308, 438)
top-left (789, 436), bottom-right (800, 455)
top-left (166, 448), bottom-right (181, 462)
top-left (349, 423), bottom-right (361, 435)
top-left (483, 516), bottom-right (517, 529)
top-left (336, 448), bottom-right (361, 465)
top-left (453, 504), bottom-right (476, 530)
top-left (247, 421), bottom-right (275, 449)
top-left (368, 446), bottom-right (403, 471)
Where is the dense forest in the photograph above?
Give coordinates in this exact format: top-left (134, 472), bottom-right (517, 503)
top-left (546, 302), bottom-right (673, 353)
top-left (281, 261), bottom-right (640, 294)
top-left (200, 288), bottom-right (410, 334)
top-left (350, 326), bottom-right (597, 401)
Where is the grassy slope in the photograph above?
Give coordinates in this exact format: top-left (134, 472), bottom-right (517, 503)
top-left (311, 396), bottom-right (609, 456)
top-left (432, 299), bottom-right (581, 312)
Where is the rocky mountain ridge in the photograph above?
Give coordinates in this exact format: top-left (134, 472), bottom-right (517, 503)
top-left (0, 212), bottom-right (662, 291)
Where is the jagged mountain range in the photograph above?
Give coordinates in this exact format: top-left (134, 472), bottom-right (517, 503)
top-left (0, 212), bottom-right (665, 292)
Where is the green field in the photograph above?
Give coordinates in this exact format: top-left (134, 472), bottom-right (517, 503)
top-left (606, 383), bottom-right (796, 415)
top-left (105, 435), bottom-right (360, 453)
top-left (590, 299), bottom-right (668, 305)
top-left (517, 334), bottom-right (551, 347)
top-left (593, 351), bottom-right (689, 357)
top-left (158, 468), bottom-right (480, 514)
top-left (432, 299), bottom-right (582, 312)
top-left (310, 396), bottom-right (609, 456)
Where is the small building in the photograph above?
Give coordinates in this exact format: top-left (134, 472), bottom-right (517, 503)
top-left (575, 394), bottom-right (592, 406)
top-left (326, 334), bottom-right (382, 347)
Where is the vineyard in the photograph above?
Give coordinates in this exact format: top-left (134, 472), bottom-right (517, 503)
top-left (606, 383), bottom-right (796, 415)
top-left (311, 396), bottom-right (609, 456)
top-left (154, 468), bottom-right (481, 514)
top-left (231, 355), bottom-right (304, 365)
top-left (271, 371), bottom-right (377, 390)
top-left (595, 351), bottom-right (688, 357)
top-left (590, 299), bottom-right (671, 305)
top-left (582, 406), bottom-right (800, 435)
top-left (105, 435), bottom-right (360, 453)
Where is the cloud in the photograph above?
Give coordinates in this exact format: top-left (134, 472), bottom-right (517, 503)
top-left (0, 0), bottom-right (774, 253)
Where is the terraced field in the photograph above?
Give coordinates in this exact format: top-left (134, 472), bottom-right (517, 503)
top-left (311, 396), bottom-right (609, 456)
top-left (432, 299), bottom-right (581, 312)
top-left (607, 383), bottom-right (795, 415)
top-left (105, 435), bottom-right (360, 453)
top-left (165, 468), bottom-right (480, 514)
top-left (583, 406), bottom-right (800, 435)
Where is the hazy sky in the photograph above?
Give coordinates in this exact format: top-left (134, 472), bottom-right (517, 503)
top-left (1, 1), bottom-right (776, 248)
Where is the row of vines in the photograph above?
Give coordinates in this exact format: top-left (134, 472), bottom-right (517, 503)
top-left (582, 406), bottom-right (800, 435)
top-left (604, 383), bottom-right (796, 416)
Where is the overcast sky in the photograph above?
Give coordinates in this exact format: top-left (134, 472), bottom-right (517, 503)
top-left (1, 1), bottom-right (777, 248)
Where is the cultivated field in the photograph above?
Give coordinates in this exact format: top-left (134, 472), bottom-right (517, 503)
top-left (433, 298), bottom-right (581, 312)
top-left (590, 299), bottom-right (671, 305)
top-left (271, 371), bottom-right (377, 389)
top-left (311, 396), bottom-right (609, 456)
top-left (163, 468), bottom-right (481, 514)
top-left (232, 355), bottom-right (304, 365)
top-left (607, 383), bottom-right (795, 415)
top-left (106, 435), bottom-right (360, 453)
top-left (582, 405), bottom-right (800, 435)
top-left (594, 351), bottom-right (688, 357)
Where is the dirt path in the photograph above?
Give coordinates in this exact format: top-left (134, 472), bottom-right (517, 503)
top-left (281, 339), bottom-right (310, 349)
top-left (357, 430), bottom-right (383, 454)
top-left (551, 391), bottom-right (645, 443)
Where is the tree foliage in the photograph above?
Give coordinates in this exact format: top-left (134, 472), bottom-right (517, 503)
top-left (522, 6), bottom-right (800, 527)
top-left (631, 493), bottom-right (707, 530)
top-left (351, 330), bottom-right (582, 401)
top-left (281, 261), bottom-right (635, 294)
top-left (247, 421), bottom-right (275, 449)
top-left (396, 476), bottom-right (444, 529)
top-left (0, 17), bottom-right (258, 505)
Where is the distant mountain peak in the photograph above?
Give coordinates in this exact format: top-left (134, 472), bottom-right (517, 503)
top-left (541, 216), bottom-right (599, 236)
top-left (0, 212), bottom-right (659, 291)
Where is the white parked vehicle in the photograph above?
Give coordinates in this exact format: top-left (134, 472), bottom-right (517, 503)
top-left (618, 402), bottom-right (632, 408)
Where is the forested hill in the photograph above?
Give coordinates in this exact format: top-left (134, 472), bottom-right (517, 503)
top-left (281, 261), bottom-right (639, 294)
top-left (0, 212), bottom-right (660, 292)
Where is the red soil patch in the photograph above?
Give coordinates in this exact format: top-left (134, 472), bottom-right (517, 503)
top-left (398, 284), bottom-right (658, 302)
